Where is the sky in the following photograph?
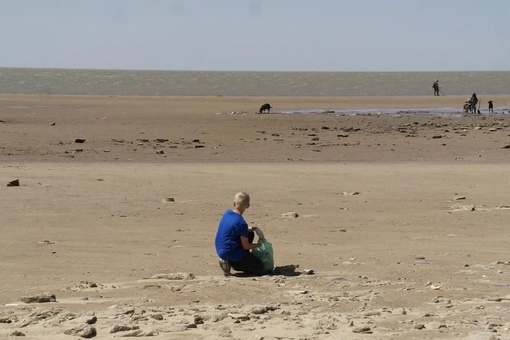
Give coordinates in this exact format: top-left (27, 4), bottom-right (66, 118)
top-left (1, 0), bottom-right (509, 72)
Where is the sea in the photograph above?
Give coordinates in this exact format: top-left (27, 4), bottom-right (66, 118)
top-left (0, 68), bottom-right (509, 97)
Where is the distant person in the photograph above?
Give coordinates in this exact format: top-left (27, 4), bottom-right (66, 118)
top-left (488, 100), bottom-right (494, 113)
top-left (215, 192), bottom-right (267, 276)
top-left (470, 93), bottom-right (479, 114)
top-left (463, 93), bottom-right (479, 114)
top-left (432, 81), bottom-right (440, 96)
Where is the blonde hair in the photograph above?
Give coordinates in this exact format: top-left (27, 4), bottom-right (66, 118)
top-left (234, 192), bottom-right (250, 208)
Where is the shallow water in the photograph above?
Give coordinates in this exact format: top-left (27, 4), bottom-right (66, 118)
top-left (2, 102), bottom-right (507, 118)
top-left (278, 107), bottom-right (467, 117)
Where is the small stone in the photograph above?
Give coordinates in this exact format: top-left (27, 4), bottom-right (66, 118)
top-left (74, 138), bottom-right (86, 143)
top-left (352, 326), bottom-right (372, 333)
top-left (7, 179), bottom-right (20, 187)
top-left (64, 325), bottom-right (96, 338)
top-left (363, 311), bottom-right (381, 317)
top-left (20, 292), bottom-right (56, 303)
top-left (85, 316), bottom-right (97, 324)
top-left (414, 324), bottom-right (426, 330)
top-left (162, 198), bottom-right (175, 202)
top-left (10, 330), bottom-right (25, 337)
top-left (110, 325), bottom-right (140, 333)
top-left (427, 321), bottom-right (447, 329)
top-left (281, 212), bottom-right (299, 218)
top-left (229, 314), bottom-right (250, 321)
top-left (151, 314), bottom-right (163, 321)
top-left (0, 317), bottom-right (13, 324)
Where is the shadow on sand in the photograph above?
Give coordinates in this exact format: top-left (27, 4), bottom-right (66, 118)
top-left (232, 264), bottom-right (312, 278)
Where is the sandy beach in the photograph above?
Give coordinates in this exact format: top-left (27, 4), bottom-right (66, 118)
top-left (1, 94), bottom-right (510, 339)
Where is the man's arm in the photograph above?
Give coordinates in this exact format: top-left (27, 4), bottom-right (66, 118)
top-left (240, 236), bottom-right (260, 250)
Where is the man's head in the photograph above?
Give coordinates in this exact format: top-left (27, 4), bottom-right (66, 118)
top-left (233, 192), bottom-right (250, 214)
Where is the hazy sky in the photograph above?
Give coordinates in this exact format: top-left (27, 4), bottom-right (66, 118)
top-left (1, 0), bottom-right (509, 72)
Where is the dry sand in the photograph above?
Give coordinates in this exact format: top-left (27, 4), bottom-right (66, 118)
top-left (1, 95), bottom-right (510, 339)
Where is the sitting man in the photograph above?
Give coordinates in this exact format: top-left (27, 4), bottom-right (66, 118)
top-left (215, 192), bottom-right (266, 276)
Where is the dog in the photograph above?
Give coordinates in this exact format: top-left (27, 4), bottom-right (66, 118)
top-left (259, 103), bottom-right (272, 114)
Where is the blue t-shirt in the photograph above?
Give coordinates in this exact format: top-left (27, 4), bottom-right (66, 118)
top-left (215, 209), bottom-right (249, 262)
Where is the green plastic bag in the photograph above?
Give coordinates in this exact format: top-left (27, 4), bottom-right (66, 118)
top-left (252, 239), bottom-right (274, 273)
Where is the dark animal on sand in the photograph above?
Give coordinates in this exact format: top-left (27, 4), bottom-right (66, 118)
top-left (259, 103), bottom-right (273, 114)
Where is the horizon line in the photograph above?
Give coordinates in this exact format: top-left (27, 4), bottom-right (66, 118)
top-left (1, 66), bottom-right (509, 73)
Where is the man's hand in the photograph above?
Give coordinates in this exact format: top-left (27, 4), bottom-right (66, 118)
top-left (252, 226), bottom-right (265, 240)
